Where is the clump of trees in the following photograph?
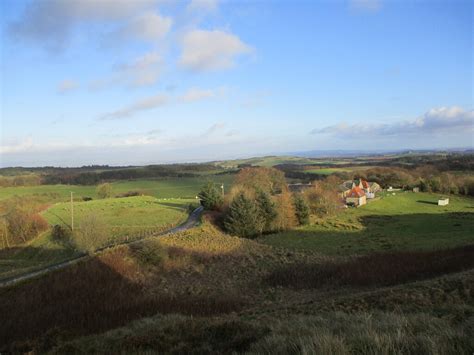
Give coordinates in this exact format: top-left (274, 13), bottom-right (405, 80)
top-left (203, 167), bottom-right (307, 239)
top-left (304, 177), bottom-right (342, 216)
top-left (96, 183), bottom-right (113, 199)
top-left (198, 182), bottom-right (224, 211)
top-left (0, 199), bottom-right (49, 247)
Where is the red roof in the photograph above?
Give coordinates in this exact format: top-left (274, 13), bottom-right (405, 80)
top-left (348, 186), bottom-right (366, 198)
top-left (361, 180), bottom-right (369, 189)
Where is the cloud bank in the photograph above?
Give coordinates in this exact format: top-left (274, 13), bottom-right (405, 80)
top-left (311, 106), bottom-right (474, 137)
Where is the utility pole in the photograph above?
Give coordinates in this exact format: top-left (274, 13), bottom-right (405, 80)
top-left (70, 191), bottom-right (74, 231)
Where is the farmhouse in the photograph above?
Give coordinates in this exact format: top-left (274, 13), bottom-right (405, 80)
top-left (339, 179), bottom-right (380, 200)
top-left (345, 186), bottom-right (367, 206)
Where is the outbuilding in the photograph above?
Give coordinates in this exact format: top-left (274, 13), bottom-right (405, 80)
top-left (438, 198), bottom-right (449, 206)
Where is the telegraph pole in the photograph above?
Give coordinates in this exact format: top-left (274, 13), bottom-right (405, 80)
top-left (70, 191), bottom-right (74, 231)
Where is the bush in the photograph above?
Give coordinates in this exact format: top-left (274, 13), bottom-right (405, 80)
top-left (5, 208), bottom-right (48, 245)
top-left (73, 214), bottom-right (109, 253)
top-left (96, 183), bottom-right (113, 199)
top-left (198, 182), bottom-right (223, 211)
top-left (82, 197), bottom-right (93, 202)
top-left (115, 191), bottom-right (140, 198)
top-left (293, 194), bottom-right (310, 225)
top-left (51, 224), bottom-right (71, 242)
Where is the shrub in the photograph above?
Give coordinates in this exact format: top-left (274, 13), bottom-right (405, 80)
top-left (115, 191), bottom-right (140, 198)
top-left (198, 182), bottom-right (223, 210)
top-left (96, 183), bottom-right (113, 199)
top-left (82, 197), bottom-right (93, 201)
top-left (293, 194), bottom-right (310, 225)
top-left (5, 208), bottom-right (48, 245)
top-left (73, 214), bottom-right (109, 253)
top-left (51, 224), bottom-right (71, 242)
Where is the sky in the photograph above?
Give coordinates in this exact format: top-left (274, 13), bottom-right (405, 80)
top-left (0, 0), bottom-right (473, 167)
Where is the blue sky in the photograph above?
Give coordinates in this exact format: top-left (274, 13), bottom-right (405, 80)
top-left (0, 0), bottom-right (472, 167)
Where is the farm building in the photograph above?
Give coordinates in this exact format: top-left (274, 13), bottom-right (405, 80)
top-left (345, 186), bottom-right (367, 206)
top-left (438, 198), bottom-right (449, 206)
top-left (339, 179), bottom-right (380, 200)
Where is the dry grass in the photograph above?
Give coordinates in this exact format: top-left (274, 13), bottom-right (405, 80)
top-left (266, 245), bottom-right (474, 289)
top-left (0, 246), bottom-right (245, 353)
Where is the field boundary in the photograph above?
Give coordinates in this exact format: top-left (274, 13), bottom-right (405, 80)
top-left (0, 206), bottom-right (203, 288)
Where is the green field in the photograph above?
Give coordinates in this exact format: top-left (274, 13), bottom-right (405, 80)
top-left (43, 196), bottom-right (193, 239)
top-left (0, 175), bottom-right (234, 202)
top-left (261, 192), bottom-right (474, 255)
top-left (0, 196), bottom-right (195, 280)
top-left (304, 165), bottom-right (375, 175)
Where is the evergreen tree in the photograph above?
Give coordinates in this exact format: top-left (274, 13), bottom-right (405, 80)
top-left (224, 193), bottom-right (265, 238)
top-left (198, 182), bottom-right (223, 210)
top-left (255, 190), bottom-right (277, 233)
top-left (293, 194), bottom-right (310, 225)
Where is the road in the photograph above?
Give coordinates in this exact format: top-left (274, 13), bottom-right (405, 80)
top-left (0, 206), bottom-right (204, 288)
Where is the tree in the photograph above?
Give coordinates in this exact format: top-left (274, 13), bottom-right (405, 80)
top-left (198, 182), bottom-right (223, 210)
top-left (224, 193), bottom-right (265, 238)
top-left (234, 167), bottom-right (287, 195)
top-left (96, 183), bottom-right (113, 199)
top-left (272, 191), bottom-right (297, 231)
top-left (255, 190), bottom-right (277, 233)
top-left (293, 194), bottom-right (310, 225)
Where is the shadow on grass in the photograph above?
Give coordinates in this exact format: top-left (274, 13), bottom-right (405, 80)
top-left (0, 245), bottom-right (77, 280)
top-left (156, 201), bottom-right (191, 211)
top-left (416, 200), bottom-right (438, 205)
top-left (0, 251), bottom-right (244, 353)
top-left (266, 245), bottom-right (474, 290)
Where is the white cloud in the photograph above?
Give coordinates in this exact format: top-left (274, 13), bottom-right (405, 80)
top-left (180, 88), bottom-right (215, 102)
top-left (118, 52), bottom-right (163, 87)
top-left (179, 29), bottom-right (252, 72)
top-left (8, 0), bottom-right (156, 50)
top-left (57, 79), bottom-right (79, 93)
top-left (99, 94), bottom-right (169, 120)
top-left (90, 52), bottom-right (163, 89)
top-left (350, 0), bottom-right (382, 12)
top-left (106, 12), bottom-right (172, 44)
top-left (311, 106), bottom-right (474, 137)
top-left (186, 0), bottom-right (219, 13)
top-left (179, 87), bottom-right (225, 102)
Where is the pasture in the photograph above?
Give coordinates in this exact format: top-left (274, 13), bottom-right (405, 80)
top-left (261, 192), bottom-right (474, 255)
top-left (0, 175), bottom-right (234, 202)
top-left (0, 196), bottom-right (195, 280)
top-left (43, 196), bottom-right (193, 240)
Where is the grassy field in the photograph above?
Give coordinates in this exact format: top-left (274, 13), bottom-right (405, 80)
top-left (0, 175), bottom-right (234, 202)
top-left (260, 192), bottom-right (474, 255)
top-left (1, 220), bottom-right (472, 353)
top-left (0, 196), bottom-right (195, 280)
top-left (43, 196), bottom-right (193, 239)
top-left (304, 165), bottom-right (375, 175)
